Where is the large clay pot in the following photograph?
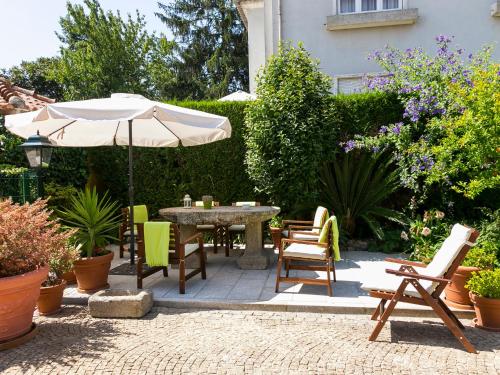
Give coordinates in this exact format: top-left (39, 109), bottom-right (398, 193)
top-left (73, 251), bottom-right (114, 294)
top-left (444, 266), bottom-right (480, 309)
top-left (0, 266), bottom-right (48, 343)
top-left (37, 279), bottom-right (67, 316)
top-left (269, 227), bottom-right (283, 251)
top-left (61, 269), bottom-right (77, 285)
top-left (470, 292), bottom-right (500, 331)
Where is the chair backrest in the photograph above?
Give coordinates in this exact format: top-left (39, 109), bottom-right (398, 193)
top-left (136, 222), bottom-right (182, 264)
top-left (312, 206), bottom-right (329, 234)
top-left (194, 201), bottom-right (220, 207)
top-left (421, 224), bottom-right (479, 296)
top-left (122, 205), bottom-right (149, 227)
top-left (233, 201), bottom-right (260, 207)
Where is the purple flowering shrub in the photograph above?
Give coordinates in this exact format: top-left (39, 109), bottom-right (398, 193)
top-left (344, 36), bottom-right (496, 200)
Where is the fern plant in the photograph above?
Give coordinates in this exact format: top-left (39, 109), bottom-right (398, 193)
top-left (320, 152), bottom-right (407, 239)
top-left (58, 188), bottom-right (121, 258)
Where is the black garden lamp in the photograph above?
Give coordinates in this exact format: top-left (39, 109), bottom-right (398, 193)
top-left (20, 130), bottom-right (53, 197)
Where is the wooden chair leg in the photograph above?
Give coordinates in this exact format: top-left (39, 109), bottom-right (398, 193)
top-left (225, 227), bottom-right (230, 257)
top-left (411, 280), bottom-right (476, 353)
top-left (229, 233), bottom-right (234, 249)
top-left (438, 298), bottom-right (464, 329)
top-left (275, 256), bottom-right (283, 293)
top-left (369, 280), bottom-right (408, 341)
top-left (371, 299), bottom-right (386, 321)
top-left (199, 247), bottom-right (207, 280)
top-left (285, 259), bottom-right (290, 277)
top-left (163, 267), bottom-right (168, 277)
top-left (326, 258), bottom-right (333, 297)
top-left (179, 260), bottom-right (186, 294)
top-left (213, 229), bottom-right (218, 254)
top-left (332, 260), bottom-right (337, 282)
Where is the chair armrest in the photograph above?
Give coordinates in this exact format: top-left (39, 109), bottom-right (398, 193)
top-left (283, 220), bottom-right (314, 227)
top-left (180, 232), bottom-right (203, 246)
top-left (385, 258), bottom-right (427, 268)
top-left (281, 238), bottom-right (327, 247)
top-left (385, 269), bottom-right (450, 284)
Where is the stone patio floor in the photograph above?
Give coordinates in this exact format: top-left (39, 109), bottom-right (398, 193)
top-left (63, 245), bottom-right (472, 317)
top-left (1, 306), bottom-right (498, 374)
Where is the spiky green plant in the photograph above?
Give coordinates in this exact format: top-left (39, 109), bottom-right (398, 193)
top-left (320, 152), bottom-right (408, 239)
top-left (58, 188), bottom-right (121, 258)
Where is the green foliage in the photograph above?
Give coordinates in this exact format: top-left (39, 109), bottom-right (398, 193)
top-left (55, 0), bottom-right (174, 100)
top-left (156, 0), bottom-right (248, 99)
top-left (45, 183), bottom-right (80, 211)
top-left (57, 188), bottom-right (121, 258)
top-left (404, 209), bottom-right (450, 262)
top-left (466, 269), bottom-right (500, 299)
top-left (245, 43), bottom-right (333, 213)
top-left (476, 209), bottom-right (500, 266)
top-left (319, 152), bottom-right (407, 239)
top-left (269, 216), bottom-right (283, 228)
top-left (462, 245), bottom-right (497, 269)
top-left (368, 229), bottom-right (408, 254)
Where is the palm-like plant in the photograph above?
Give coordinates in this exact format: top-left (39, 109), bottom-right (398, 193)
top-left (320, 152), bottom-right (408, 239)
top-left (58, 188), bottom-right (121, 258)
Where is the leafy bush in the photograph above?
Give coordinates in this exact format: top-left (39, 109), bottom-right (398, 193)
top-left (466, 269), bottom-right (500, 299)
top-left (0, 199), bottom-right (75, 278)
top-left (245, 43), bottom-right (333, 212)
top-left (269, 216), bottom-right (283, 228)
top-left (45, 243), bottom-right (79, 286)
top-left (58, 188), bottom-right (121, 258)
top-left (45, 183), bottom-right (79, 210)
top-left (320, 152), bottom-right (407, 239)
top-left (462, 245), bottom-right (497, 269)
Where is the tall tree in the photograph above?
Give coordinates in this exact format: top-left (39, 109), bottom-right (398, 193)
top-left (55, 0), bottom-right (175, 100)
top-left (156, 0), bottom-right (249, 100)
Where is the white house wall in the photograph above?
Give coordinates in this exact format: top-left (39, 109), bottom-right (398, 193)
top-left (243, 0), bottom-right (500, 93)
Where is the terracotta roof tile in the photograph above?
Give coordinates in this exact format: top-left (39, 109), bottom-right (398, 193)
top-left (0, 77), bottom-right (55, 115)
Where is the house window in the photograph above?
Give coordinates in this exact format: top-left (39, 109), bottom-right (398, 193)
top-left (338, 0), bottom-right (401, 14)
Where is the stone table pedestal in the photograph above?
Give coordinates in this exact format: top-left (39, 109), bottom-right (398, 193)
top-left (159, 206), bottom-right (280, 270)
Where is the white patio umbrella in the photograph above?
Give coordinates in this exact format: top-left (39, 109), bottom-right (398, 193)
top-left (218, 90), bottom-right (256, 102)
top-left (5, 93), bottom-right (231, 264)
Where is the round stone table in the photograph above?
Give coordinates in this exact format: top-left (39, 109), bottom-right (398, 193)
top-left (158, 206), bottom-right (280, 269)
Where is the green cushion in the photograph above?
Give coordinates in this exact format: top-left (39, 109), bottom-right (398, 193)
top-left (318, 216), bottom-right (340, 261)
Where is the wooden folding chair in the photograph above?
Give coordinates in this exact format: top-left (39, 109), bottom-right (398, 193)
top-left (136, 222), bottom-right (206, 294)
top-left (363, 224), bottom-right (480, 353)
top-left (275, 218), bottom-right (337, 296)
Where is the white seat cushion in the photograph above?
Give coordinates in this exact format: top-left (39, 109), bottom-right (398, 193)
top-left (123, 229), bottom-right (137, 236)
top-left (197, 225), bottom-right (215, 230)
top-left (229, 224), bottom-right (246, 232)
top-left (361, 269), bottom-right (433, 298)
top-left (282, 229), bottom-right (289, 238)
top-left (312, 206), bottom-right (328, 234)
top-left (182, 243), bottom-right (199, 256)
top-left (283, 243), bottom-right (327, 260)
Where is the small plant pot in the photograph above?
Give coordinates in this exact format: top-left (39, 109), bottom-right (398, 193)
top-left (0, 266), bottom-right (48, 346)
top-left (469, 292), bottom-right (500, 331)
top-left (269, 226), bottom-right (283, 250)
top-left (61, 269), bottom-right (77, 285)
top-left (37, 279), bottom-right (67, 316)
top-left (444, 266), bottom-right (480, 309)
top-left (202, 195), bottom-right (213, 209)
top-left (73, 251), bottom-right (114, 294)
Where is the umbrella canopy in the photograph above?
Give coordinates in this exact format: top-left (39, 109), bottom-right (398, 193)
top-left (5, 93), bottom-right (232, 266)
top-left (218, 90), bottom-right (256, 102)
top-left (5, 93), bottom-right (231, 147)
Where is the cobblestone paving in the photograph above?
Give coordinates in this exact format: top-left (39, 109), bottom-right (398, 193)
top-left (1, 306), bottom-right (499, 374)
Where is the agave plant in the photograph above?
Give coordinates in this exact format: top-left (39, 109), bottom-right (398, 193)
top-left (320, 152), bottom-right (408, 239)
top-left (58, 188), bottom-right (121, 258)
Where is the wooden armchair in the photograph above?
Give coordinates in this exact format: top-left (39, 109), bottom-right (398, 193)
top-left (362, 224), bottom-right (480, 353)
top-left (194, 201), bottom-right (222, 254)
top-left (276, 218), bottom-right (337, 296)
top-left (136, 222), bottom-right (206, 294)
top-left (119, 205), bottom-right (149, 258)
top-left (282, 206), bottom-right (329, 241)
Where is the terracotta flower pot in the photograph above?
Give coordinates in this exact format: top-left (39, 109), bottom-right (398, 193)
top-left (444, 266), bottom-right (480, 309)
top-left (469, 292), bottom-right (500, 331)
top-left (37, 279), bottom-right (67, 316)
top-left (73, 251), bottom-right (114, 294)
top-left (269, 226), bottom-right (283, 250)
top-left (61, 269), bottom-right (77, 285)
top-left (0, 266), bottom-right (48, 343)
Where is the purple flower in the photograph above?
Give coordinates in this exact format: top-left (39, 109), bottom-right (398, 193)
top-left (379, 126), bottom-right (388, 134)
top-left (392, 122), bottom-right (403, 135)
top-left (372, 146), bottom-right (380, 153)
top-left (343, 140), bottom-right (356, 153)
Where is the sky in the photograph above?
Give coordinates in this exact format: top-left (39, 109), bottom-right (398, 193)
top-left (0, 0), bottom-right (173, 70)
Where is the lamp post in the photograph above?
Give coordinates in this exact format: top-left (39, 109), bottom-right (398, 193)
top-left (20, 131), bottom-right (53, 198)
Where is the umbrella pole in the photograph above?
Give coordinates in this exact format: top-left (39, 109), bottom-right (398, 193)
top-left (128, 119), bottom-right (135, 265)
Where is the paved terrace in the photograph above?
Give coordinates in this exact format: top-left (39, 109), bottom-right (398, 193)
top-left (64, 245), bottom-right (473, 316)
top-left (1, 307), bottom-right (498, 374)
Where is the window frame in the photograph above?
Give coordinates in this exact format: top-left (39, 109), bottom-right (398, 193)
top-left (337, 0), bottom-right (402, 15)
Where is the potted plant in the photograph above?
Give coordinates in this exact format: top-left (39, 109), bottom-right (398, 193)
top-left (466, 269), bottom-right (500, 331)
top-left (269, 216), bottom-right (283, 251)
top-left (58, 188), bottom-right (121, 294)
top-left (0, 199), bottom-right (73, 347)
top-left (445, 243), bottom-right (496, 309)
top-left (37, 243), bottom-right (79, 315)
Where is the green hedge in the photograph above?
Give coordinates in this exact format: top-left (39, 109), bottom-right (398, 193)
top-left (0, 165), bottom-right (39, 203)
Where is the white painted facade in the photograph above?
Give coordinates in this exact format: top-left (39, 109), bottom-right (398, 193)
top-left (237, 0), bottom-right (500, 94)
